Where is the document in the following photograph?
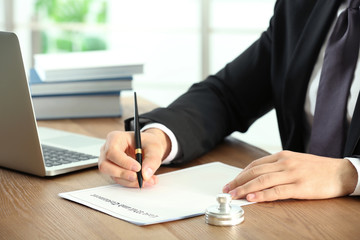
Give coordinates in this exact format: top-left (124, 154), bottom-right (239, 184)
top-left (59, 162), bottom-right (254, 226)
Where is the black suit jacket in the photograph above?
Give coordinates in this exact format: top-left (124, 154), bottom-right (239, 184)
top-left (126, 0), bottom-right (360, 164)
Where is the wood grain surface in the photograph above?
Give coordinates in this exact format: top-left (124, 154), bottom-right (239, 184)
top-left (1, 96), bottom-right (360, 240)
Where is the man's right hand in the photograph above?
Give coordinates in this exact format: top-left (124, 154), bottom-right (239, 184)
top-left (98, 128), bottom-right (171, 188)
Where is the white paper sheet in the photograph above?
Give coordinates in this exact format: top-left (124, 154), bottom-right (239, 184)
top-left (59, 162), bottom-right (254, 225)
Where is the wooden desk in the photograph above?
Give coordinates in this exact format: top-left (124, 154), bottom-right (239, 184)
top-left (1, 97), bottom-right (360, 239)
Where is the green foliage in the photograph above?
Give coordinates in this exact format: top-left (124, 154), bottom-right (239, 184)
top-left (34, 0), bottom-right (108, 53)
top-left (96, 1), bottom-right (107, 23)
top-left (81, 36), bottom-right (107, 51)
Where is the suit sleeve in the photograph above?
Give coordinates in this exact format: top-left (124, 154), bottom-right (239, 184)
top-left (126, 6), bottom-right (277, 164)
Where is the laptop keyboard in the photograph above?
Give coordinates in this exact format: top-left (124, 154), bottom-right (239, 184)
top-left (42, 145), bottom-right (98, 167)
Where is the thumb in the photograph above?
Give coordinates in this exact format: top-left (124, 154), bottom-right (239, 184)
top-left (140, 149), bottom-right (163, 181)
top-left (140, 129), bottom-right (170, 181)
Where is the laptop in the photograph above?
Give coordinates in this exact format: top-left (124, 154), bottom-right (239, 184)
top-left (0, 31), bottom-right (105, 176)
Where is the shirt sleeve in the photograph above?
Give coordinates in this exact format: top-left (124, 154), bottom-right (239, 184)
top-left (141, 123), bottom-right (180, 165)
top-left (346, 157), bottom-right (360, 196)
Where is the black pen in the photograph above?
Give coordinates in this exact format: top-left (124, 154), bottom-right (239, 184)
top-left (134, 92), bottom-right (143, 188)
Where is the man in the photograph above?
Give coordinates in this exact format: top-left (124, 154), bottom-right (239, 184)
top-left (98, 0), bottom-right (360, 202)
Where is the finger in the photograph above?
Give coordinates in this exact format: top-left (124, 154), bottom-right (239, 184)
top-left (102, 131), bottom-right (141, 170)
top-left (224, 160), bottom-right (284, 193)
top-left (104, 141), bottom-right (141, 172)
top-left (99, 145), bottom-right (141, 184)
top-left (246, 184), bottom-right (294, 202)
top-left (242, 153), bottom-right (280, 171)
top-left (112, 176), bottom-right (139, 188)
top-left (99, 143), bottom-right (139, 177)
top-left (100, 130), bottom-right (164, 186)
top-left (98, 156), bottom-right (136, 180)
top-left (98, 144), bottom-right (116, 175)
top-left (228, 171), bottom-right (294, 199)
top-left (141, 152), bottom-right (162, 181)
top-left (112, 175), bottom-right (158, 188)
top-left (98, 143), bottom-right (106, 166)
top-left (140, 135), bottom-right (164, 181)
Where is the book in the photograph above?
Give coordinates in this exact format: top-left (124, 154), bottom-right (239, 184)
top-left (32, 92), bottom-right (122, 120)
top-left (33, 51), bottom-right (144, 82)
top-left (29, 68), bottom-right (132, 96)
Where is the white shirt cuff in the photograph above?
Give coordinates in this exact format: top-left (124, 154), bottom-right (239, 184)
top-left (141, 123), bottom-right (179, 165)
top-left (346, 157), bottom-right (360, 196)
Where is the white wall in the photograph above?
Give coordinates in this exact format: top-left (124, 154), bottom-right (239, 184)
top-left (1, 0), bottom-right (282, 153)
top-left (209, 0), bottom-right (281, 153)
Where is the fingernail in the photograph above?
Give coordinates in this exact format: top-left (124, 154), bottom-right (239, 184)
top-left (229, 190), bottom-right (236, 199)
top-left (143, 167), bottom-right (154, 180)
top-left (143, 182), bottom-right (151, 188)
top-left (143, 178), bottom-right (155, 187)
top-left (131, 164), bottom-right (140, 172)
top-left (223, 184), bottom-right (230, 193)
top-left (247, 193), bottom-right (256, 201)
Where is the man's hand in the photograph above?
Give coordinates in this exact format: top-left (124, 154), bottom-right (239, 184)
top-left (223, 151), bottom-right (358, 202)
top-left (98, 128), bottom-right (171, 188)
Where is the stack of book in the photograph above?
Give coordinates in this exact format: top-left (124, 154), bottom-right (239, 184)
top-left (29, 51), bottom-right (143, 120)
